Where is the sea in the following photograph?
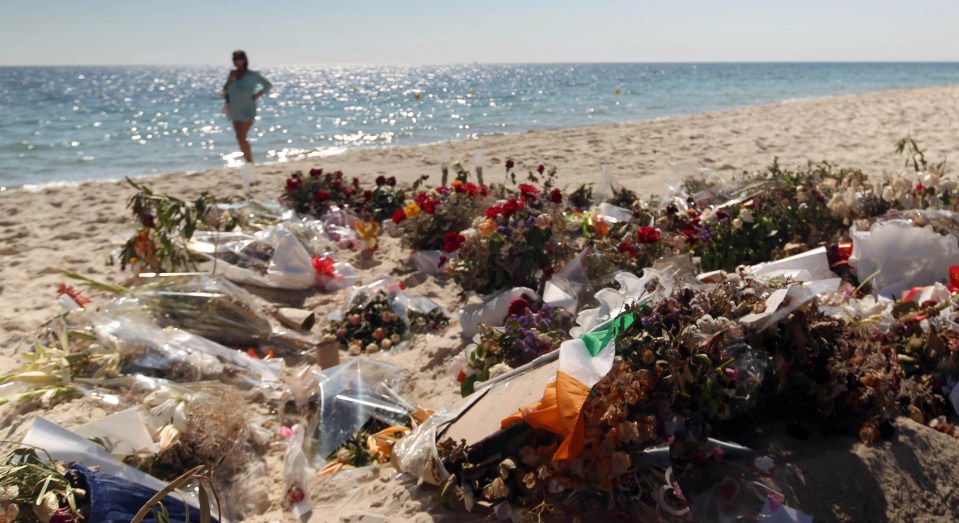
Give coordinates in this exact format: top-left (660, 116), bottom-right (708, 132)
top-left (3, 62), bottom-right (959, 190)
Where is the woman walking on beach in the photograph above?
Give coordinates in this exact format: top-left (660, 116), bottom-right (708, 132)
top-left (223, 50), bottom-right (271, 172)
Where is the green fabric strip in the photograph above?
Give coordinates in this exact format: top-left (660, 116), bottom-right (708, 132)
top-left (579, 312), bottom-right (635, 357)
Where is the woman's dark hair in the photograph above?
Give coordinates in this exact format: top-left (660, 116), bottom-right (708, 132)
top-left (232, 50), bottom-right (248, 69)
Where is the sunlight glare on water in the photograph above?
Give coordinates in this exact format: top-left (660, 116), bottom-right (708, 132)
top-left (3, 63), bottom-right (959, 187)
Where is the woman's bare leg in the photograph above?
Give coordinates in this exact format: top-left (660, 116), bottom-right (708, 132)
top-left (233, 120), bottom-right (255, 163)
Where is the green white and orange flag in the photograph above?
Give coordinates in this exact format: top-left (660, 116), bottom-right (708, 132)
top-left (502, 311), bottom-right (635, 462)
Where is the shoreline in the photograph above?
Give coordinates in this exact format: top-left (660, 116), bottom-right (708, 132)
top-left (5, 81), bottom-right (959, 193)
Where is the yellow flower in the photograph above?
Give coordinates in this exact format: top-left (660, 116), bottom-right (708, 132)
top-left (404, 203), bottom-right (421, 219)
top-left (355, 220), bottom-right (381, 252)
top-left (477, 218), bottom-right (496, 237)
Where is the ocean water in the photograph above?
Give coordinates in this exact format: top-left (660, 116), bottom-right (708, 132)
top-left (3, 62), bottom-right (959, 189)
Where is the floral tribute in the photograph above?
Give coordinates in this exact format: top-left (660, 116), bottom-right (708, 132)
top-left (457, 297), bottom-right (575, 394)
top-left (392, 179), bottom-right (491, 251)
top-left (282, 168), bottom-right (406, 222)
top-left (324, 291), bottom-right (450, 355)
top-left (451, 180), bottom-right (580, 294)
top-left (119, 178), bottom-right (217, 274)
top-left (436, 267), bottom-right (959, 519)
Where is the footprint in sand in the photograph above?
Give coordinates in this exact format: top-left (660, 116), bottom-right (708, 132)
top-left (52, 232), bottom-right (82, 241)
top-left (0, 247), bottom-right (19, 256)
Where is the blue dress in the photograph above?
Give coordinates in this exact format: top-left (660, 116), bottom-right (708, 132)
top-left (226, 69), bottom-right (272, 122)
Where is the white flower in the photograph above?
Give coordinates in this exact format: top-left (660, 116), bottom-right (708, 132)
top-left (159, 424), bottom-right (181, 452)
top-left (0, 485), bottom-right (18, 502)
top-left (881, 186), bottom-right (896, 203)
top-left (488, 362), bottom-right (512, 380)
top-left (739, 208), bottom-right (754, 223)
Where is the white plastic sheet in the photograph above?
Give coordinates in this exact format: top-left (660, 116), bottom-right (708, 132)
top-left (458, 287), bottom-right (538, 339)
top-left (850, 219), bottom-right (959, 298)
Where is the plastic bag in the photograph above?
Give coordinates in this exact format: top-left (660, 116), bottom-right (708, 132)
top-left (308, 359), bottom-right (412, 464)
top-left (850, 218), bottom-right (959, 298)
top-left (209, 197), bottom-right (290, 232)
top-left (329, 278), bottom-right (452, 332)
top-left (118, 274), bottom-right (318, 357)
top-left (458, 287), bottom-right (539, 339)
top-left (320, 206), bottom-right (360, 245)
top-left (283, 424), bottom-right (313, 518)
top-left (390, 411), bottom-right (452, 486)
top-left (411, 250), bottom-right (450, 276)
top-left (190, 226), bottom-right (358, 290)
top-left (90, 305), bottom-right (279, 389)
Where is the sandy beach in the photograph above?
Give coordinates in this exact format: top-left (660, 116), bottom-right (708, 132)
top-left (3, 83), bottom-right (959, 521)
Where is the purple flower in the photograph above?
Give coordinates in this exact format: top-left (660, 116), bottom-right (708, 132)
top-left (497, 226), bottom-right (512, 235)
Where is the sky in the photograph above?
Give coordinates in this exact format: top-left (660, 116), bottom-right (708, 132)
top-left (1, 0), bottom-right (957, 66)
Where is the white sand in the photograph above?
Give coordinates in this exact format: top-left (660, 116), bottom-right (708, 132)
top-left (2, 84), bottom-right (959, 521)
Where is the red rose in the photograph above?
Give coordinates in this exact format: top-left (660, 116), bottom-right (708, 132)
top-left (387, 176), bottom-right (397, 187)
top-left (375, 175), bottom-right (387, 186)
top-left (415, 192), bottom-right (430, 206)
top-left (442, 232), bottom-right (466, 252)
top-left (485, 205), bottom-right (503, 218)
top-left (315, 191), bottom-right (331, 202)
top-left (286, 177), bottom-right (302, 190)
top-left (309, 168), bottom-right (323, 177)
top-left (391, 208), bottom-right (407, 224)
top-left (464, 183), bottom-right (478, 196)
top-left (334, 170), bottom-right (344, 179)
top-left (537, 164), bottom-right (545, 175)
top-left (435, 186), bottom-right (449, 194)
top-left (422, 198), bottom-right (437, 214)
top-left (916, 182), bottom-right (925, 194)
top-left (502, 198), bottom-right (520, 216)
top-left (636, 226), bottom-right (660, 245)
top-left (507, 297), bottom-right (530, 316)
top-left (617, 240), bottom-right (638, 258)
top-left (549, 188), bottom-right (563, 204)
top-left (505, 159), bottom-right (515, 170)
top-left (518, 184), bottom-right (539, 198)
top-left (363, 189), bottom-right (373, 200)
top-left (141, 214), bottom-right (156, 229)
top-left (353, 177), bottom-right (361, 187)
top-left (480, 184), bottom-right (490, 196)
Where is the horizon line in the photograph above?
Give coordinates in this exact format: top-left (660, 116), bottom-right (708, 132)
top-left (3, 60), bottom-right (959, 68)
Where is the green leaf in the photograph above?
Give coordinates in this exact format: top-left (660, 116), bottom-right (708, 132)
top-left (460, 369), bottom-right (490, 397)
